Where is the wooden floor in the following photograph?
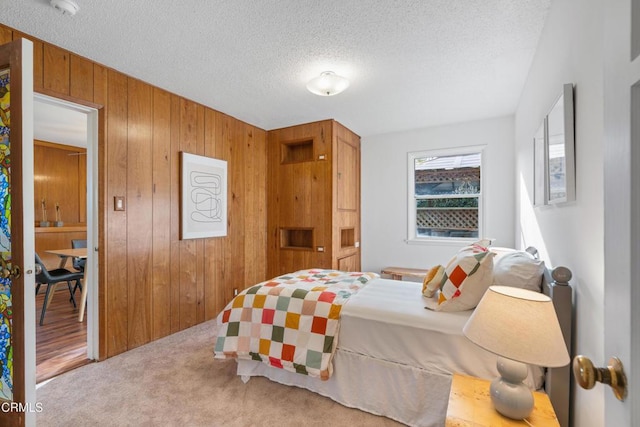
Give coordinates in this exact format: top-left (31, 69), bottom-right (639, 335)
top-left (36, 284), bottom-right (91, 383)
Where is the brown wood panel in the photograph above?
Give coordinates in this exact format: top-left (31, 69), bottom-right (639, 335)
top-left (195, 104), bottom-right (206, 325)
top-left (0, 27), bottom-right (11, 44)
top-left (43, 44), bottom-right (70, 95)
top-left (336, 136), bottom-right (357, 211)
top-left (204, 110), bottom-right (227, 316)
top-left (178, 99), bottom-right (199, 329)
top-left (169, 94), bottom-right (181, 334)
top-left (244, 125), bottom-right (267, 287)
top-left (34, 141), bottom-right (85, 225)
top-left (93, 63), bottom-right (108, 361)
top-left (151, 87), bottom-right (172, 340)
top-left (70, 54), bottom-right (94, 100)
top-left (126, 78), bottom-right (153, 349)
top-left (333, 122), bottom-right (361, 269)
top-left (105, 69), bottom-right (129, 357)
top-left (78, 148), bottom-right (87, 224)
top-left (33, 38), bottom-right (44, 91)
top-left (228, 119), bottom-right (246, 301)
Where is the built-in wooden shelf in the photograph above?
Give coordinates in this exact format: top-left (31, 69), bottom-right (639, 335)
top-left (35, 225), bottom-right (87, 234)
top-left (280, 228), bottom-right (313, 250)
top-left (340, 228), bottom-right (355, 248)
top-left (281, 139), bottom-right (314, 164)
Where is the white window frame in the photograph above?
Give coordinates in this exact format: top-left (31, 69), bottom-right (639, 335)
top-left (407, 145), bottom-right (486, 244)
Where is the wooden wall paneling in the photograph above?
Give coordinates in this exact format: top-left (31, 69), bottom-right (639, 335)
top-left (78, 149), bottom-right (87, 224)
top-left (70, 54), bottom-right (94, 101)
top-left (151, 87), bottom-right (172, 340)
top-left (221, 115), bottom-right (236, 305)
top-left (1, 23), bottom-right (270, 359)
top-left (266, 131), bottom-right (280, 278)
top-left (33, 142), bottom-right (83, 224)
top-left (333, 123), bottom-right (361, 270)
top-left (195, 104), bottom-right (206, 324)
top-left (43, 44), bottom-right (70, 95)
top-left (244, 125), bottom-right (267, 287)
top-left (32, 38), bottom-right (44, 91)
top-left (178, 99), bottom-right (199, 329)
top-left (203, 109), bottom-right (221, 318)
top-left (0, 27), bottom-right (11, 44)
top-left (168, 94), bottom-right (181, 333)
top-left (228, 119), bottom-right (246, 302)
top-left (105, 69), bottom-right (129, 357)
top-left (93, 63), bottom-right (109, 360)
top-left (126, 78), bottom-right (153, 349)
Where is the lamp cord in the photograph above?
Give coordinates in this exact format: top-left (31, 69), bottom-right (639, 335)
top-left (523, 418), bottom-right (534, 427)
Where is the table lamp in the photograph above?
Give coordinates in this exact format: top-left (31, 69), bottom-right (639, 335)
top-left (462, 286), bottom-right (570, 420)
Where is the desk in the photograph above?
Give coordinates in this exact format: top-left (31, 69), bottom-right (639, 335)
top-left (445, 374), bottom-right (560, 426)
top-left (46, 248), bottom-right (88, 322)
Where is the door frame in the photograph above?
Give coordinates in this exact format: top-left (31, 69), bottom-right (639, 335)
top-left (603, 0), bottom-right (638, 425)
top-left (32, 93), bottom-right (100, 360)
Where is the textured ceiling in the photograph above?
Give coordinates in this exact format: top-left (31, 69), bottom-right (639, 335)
top-left (1, 0), bottom-right (550, 137)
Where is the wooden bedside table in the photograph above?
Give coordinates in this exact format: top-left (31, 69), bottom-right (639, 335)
top-left (446, 374), bottom-right (560, 426)
top-left (380, 266), bottom-right (429, 281)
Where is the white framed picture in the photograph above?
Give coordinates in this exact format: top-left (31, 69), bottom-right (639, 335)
top-left (180, 151), bottom-right (227, 239)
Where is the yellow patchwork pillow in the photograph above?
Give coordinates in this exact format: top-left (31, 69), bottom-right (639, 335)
top-left (425, 241), bottom-right (495, 312)
top-left (422, 265), bottom-right (445, 297)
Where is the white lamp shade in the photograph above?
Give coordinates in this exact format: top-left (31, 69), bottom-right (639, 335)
top-left (463, 286), bottom-right (570, 368)
top-left (306, 71), bottom-right (350, 96)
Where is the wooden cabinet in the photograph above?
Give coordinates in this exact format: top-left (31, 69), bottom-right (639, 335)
top-left (267, 120), bottom-right (361, 277)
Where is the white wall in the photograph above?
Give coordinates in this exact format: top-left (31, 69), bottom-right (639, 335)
top-left (514, 0), bottom-right (605, 426)
top-left (361, 116), bottom-right (515, 273)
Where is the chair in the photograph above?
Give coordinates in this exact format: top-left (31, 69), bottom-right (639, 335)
top-left (71, 239), bottom-right (87, 272)
top-left (35, 253), bottom-right (84, 326)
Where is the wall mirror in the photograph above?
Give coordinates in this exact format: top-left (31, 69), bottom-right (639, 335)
top-left (546, 83), bottom-right (575, 204)
top-left (533, 119), bottom-right (546, 206)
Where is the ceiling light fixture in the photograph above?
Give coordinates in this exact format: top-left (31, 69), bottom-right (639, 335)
top-left (50, 0), bottom-right (79, 16)
top-left (306, 71), bottom-right (350, 96)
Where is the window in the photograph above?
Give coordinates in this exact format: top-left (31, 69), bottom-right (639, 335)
top-left (408, 147), bottom-right (484, 242)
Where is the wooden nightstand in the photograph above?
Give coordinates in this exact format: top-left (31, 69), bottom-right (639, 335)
top-left (380, 266), bottom-right (429, 281)
top-left (446, 374), bottom-right (560, 426)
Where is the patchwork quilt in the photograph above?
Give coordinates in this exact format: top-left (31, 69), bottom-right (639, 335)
top-left (214, 269), bottom-right (379, 380)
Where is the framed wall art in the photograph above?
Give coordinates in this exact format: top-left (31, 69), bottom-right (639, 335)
top-left (180, 152), bottom-right (227, 239)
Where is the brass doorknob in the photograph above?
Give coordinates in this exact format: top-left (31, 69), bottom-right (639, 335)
top-left (573, 355), bottom-right (627, 401)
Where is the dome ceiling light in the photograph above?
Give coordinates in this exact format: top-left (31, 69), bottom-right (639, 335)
top-left (306, 71), bottom-right (350, 96)
top-left (50, 0), bottom-right (80, 16)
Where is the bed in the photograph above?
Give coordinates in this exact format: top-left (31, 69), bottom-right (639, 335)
top-left (214, 246), bottom-right (573, 427)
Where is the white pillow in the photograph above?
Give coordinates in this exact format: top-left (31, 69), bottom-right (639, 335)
top-left (492, 250), bottom-right (545, 292)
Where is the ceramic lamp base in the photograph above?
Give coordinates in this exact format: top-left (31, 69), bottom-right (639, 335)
top-left (490, 357), bottom-right (534, 420)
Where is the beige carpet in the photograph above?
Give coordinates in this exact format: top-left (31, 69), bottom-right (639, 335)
top-left (36, 320), bottom-right (401, 426)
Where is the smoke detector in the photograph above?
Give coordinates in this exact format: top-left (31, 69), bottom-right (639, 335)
top-left (50, 0), bottom-right (79, 16)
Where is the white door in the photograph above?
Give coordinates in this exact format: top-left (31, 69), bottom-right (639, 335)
top-left (603, 0), bottom-right (638, 425)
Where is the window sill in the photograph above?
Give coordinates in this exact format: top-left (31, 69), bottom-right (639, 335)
top-left (405, 237), bottom-right (476, 246)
